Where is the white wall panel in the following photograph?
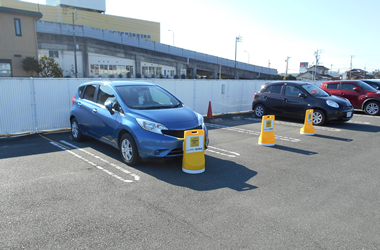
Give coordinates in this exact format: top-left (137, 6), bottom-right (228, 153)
top-left (0, 79), bottom-right (36, 134)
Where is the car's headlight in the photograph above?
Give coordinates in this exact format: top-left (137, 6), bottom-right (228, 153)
top-left (136, 118), bottom-right (168, 134)
top-left (326, 100), bottom-right (339, 108)
top-left (195, 112), bottom-right (205, 128)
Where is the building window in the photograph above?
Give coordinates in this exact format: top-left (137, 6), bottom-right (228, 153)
top-left (126, 66), bottom-right (134, 75)
top-left (14, 18), bottom-right (22, 36)
top-left (0, 60), bottom-right (12, 77)
top-left (100, 65), bottom-right (108, 75)
top-left (90, 64), bottom-right (99, 75)
top-left (49, 50), bottom-right (59, 58)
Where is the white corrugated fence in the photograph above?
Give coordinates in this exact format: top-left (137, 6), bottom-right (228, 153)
top-left (0, 78), bottom-right (323, 135)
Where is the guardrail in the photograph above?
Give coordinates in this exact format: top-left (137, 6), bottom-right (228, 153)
top-left (36, 20), bottom-right (277, 76)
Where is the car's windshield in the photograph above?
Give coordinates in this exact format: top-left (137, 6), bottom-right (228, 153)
top-left (115, 85), bottom-right (182, 109)
top-left (357, 81), bottom-right (377, 91)
top-left (302, 84), bottom-right (329, 97)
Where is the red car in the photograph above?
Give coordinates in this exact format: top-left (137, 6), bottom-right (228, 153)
top-left (321, 80), bottom-right (380, 115)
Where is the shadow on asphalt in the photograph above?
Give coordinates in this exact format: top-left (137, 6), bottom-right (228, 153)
top-left (313, 134), bottom-right (353, 142)
top-left (271, 145), bottom-right (317, 155)
top-left (136, 155), bottom-right (258, 192)
top-left (3, 131), bottom-right (258, 192)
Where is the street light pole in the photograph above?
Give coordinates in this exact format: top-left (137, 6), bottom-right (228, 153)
top-left (234, 35), bottom-right (242, 79)
top-left (285, 56), bottom-right (291, 76)
top-left (168, 30), bottom-right (174, 46)
top-left (244, 50), bottom-right (250, 64)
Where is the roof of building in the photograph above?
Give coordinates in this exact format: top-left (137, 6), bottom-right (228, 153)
top-left (297, 71), bottom-right (333, 79)
top-left (0, 6), bottom-right (43, 19)
top-left (307, 65), bottom-right (329, 70)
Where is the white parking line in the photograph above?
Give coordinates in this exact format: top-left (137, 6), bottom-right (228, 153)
top-left (244, 118), bottom-right (342, 132)
top-left (207, 146), bottom-right (240, 158)
top-left (351, 114), bottom-right (380, 119)
top-left (347, 120), bottom-right (370, 124)
top-left (206, 123), bottom-right (300, 142)
top-left (49, 140), bottom-right (140, 183)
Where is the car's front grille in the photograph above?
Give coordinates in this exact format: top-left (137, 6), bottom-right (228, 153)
top-left (162, 125), bottom-right (202, 138)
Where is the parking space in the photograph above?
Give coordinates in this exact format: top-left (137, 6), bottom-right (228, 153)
top-left (1, 111), bottom-right (380, 249)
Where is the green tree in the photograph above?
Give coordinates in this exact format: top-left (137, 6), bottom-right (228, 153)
top-left (39, 56), bottom-right (63, 78)
top-left (372, 70), bottom-right (380, 79)
top-left (22, 56), bottom-right (41, 77)
top-left (284, 74), bottom-right (297, 80)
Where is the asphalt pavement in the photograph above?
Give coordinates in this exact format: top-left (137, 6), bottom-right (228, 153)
top-left (1, 111), bottom-right (379, 249)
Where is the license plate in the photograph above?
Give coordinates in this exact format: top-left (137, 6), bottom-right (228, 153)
top-left (346, 112), bottom-right (352, 117)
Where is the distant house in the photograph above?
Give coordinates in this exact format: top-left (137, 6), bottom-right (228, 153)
top-left (342, 69), bottom-right (370, 80)
top-left (297, 65), bottom-right (334, 81)
top-left (0, 7), bottom-right (42, 77)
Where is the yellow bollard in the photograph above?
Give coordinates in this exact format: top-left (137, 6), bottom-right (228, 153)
top-left (258, 115), bottom-right (275, 146)
top-left (300, 109), bottom-right (315, 135)
top-left (182, 130), bottom-right (205, 174)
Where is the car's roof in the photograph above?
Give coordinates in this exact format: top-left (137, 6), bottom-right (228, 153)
top-left (362, 79), bottom-right (380, 82)
top-left (81, 81), bottom-right (155, 87)
top-left (265, 81), bottom-right (309, 86)
top-left (324, 80), bottom-right (364, 83)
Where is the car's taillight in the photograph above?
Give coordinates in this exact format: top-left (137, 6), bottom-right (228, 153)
top-left (254, 93), bottom-right (257, 99)
top-left (72, 95), bottom-right (75, 106)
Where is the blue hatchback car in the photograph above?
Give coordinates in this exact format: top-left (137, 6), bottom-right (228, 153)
top-left (70, 81), bottom-right (209, 166)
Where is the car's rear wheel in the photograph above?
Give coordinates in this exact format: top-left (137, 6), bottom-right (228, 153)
top-left (313, 109), bottom-right (326, 126)
top-left (254, 104), bottom-right (266, 118)
top-left (364, 101), bottom-right (380, 115)
top-left (71, 118), bottom-right (84, 141)
top-left (120, 133), bottom-right (140, 166)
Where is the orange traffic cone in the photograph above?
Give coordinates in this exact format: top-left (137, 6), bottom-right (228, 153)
top-left (207, 101), bottom-right (213, 119)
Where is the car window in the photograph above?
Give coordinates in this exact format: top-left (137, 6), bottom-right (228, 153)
top-left (303, 84), bottom-right (329, 97)
top-left (325, 83), bottom-right (338, 89)
top-left (285, 85), bottom-right (304, 97)
top-left (116, 85), bottom-right (182, 109)
top-left (83, 85), bottom-right (97, 101)
top-left (341, 83), bottom-right (356, 91)
top-left (96, 85), bottom-right (115, 105)
top-left (356, 81), bottom-right (377, 91)
top-left (78, 86), bottom-right (85, 98)
top-left (263, 85), bottom-right (282, 94)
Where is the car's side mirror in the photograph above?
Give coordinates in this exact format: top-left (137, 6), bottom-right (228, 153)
top-left (377, 86), bottom-right (380, 90)
top-left (105, 100), bottom-right (114, 114)
top-left (299, 93), bottom-right (307, 98)
top-left (353, 87), bottom-right (360, 92)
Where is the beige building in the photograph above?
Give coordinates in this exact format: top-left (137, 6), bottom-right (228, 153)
top-left (0, 0), bottom-right (160, 43)
top-left (0, 6), bottom-right (42, 77)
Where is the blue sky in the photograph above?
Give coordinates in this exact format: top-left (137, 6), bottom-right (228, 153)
top-left (105, 0), bottom-right (379, 74)
top-left (24, 0), bottom-right (379, 74)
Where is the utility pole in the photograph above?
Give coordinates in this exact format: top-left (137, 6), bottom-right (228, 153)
top-left (234, 35), bottom-right (242, 79)
top-left (168, 30), bottom-right (174, 46)
top-left (285, 56), bottom-right (291, 76)
top-left (314, 50), bottom-right (321, 81)
top-left (72, 9), bottom-right (78, 78)
top-left (268, 60), bottom-right (271, 69)
top-left (349, 55), bottom-right (354, 79)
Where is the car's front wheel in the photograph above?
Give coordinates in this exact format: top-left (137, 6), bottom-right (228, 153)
top-left (364, 101), bottom-right (380, 115)
top-left (313, 109), bottom-right (326, 126)
top-left (119, 133), bottom-right (140, 166)
top-left (71, 118), bottom-right (84, 141)
top-left (254, 104), bottom-right (266, 118)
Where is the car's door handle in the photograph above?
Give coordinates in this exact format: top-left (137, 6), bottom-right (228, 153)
top-left (283, 98), bottom-right (288, 102)
top-left (92, 109), bottom-right (97, 114)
